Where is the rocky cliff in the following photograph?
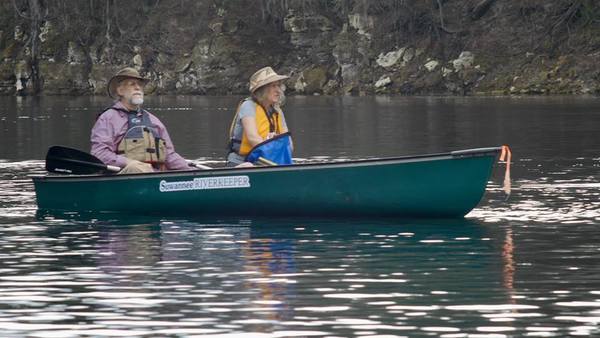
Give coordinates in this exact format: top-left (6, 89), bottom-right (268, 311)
top-left (2, 0), bottom-right (600, 96)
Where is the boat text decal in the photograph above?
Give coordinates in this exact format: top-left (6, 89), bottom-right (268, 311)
top-left (159, 176), bottom-right (250, 192)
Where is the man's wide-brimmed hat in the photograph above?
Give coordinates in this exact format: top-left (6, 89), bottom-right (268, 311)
top-left (249, 66), bottom-right (289, 93)
top-left (107, 67), bottom-right (150, 98)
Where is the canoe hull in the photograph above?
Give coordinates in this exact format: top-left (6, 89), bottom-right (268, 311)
top-left (33, 147), bottom-right (500, 218)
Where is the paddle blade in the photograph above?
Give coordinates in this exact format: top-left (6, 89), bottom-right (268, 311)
top-left (46, 146), bottom-right (111, 175)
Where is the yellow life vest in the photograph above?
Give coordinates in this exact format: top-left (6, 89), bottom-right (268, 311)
top-left (229, 99), bottom-right (285, 156)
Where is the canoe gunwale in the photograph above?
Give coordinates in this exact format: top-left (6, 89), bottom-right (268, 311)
top-left (31, 146), bottom-right (502, 183)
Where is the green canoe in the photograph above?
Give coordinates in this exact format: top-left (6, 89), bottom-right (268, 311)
top-left (32, 147), bottom-right (501, 218)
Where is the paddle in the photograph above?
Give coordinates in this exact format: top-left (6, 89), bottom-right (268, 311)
top-left (188, 162), bottom-right (213, 170)
top-left (46, 146), bottom-right (214, 174)
top-left (257, 157), bottom-right (277, 166)
top-left (45, 146), bottom-right (121, 175)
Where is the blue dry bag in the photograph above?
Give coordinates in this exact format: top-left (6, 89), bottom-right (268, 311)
top-left (245, 132), bottom-right (293, 165)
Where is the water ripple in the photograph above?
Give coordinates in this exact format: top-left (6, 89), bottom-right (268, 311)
top-left (0, 153), bottom-right (599, 336)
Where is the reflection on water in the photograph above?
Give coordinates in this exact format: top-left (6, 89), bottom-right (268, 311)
top-left (1, 96), bottom-right (600, 336)
top-left (471, 157), bottom-right (600, 224)
top-left (2, 95), bottom-right (600, 161)
top-left (0, 218), bottom-right (598, 336)
top-left (0, 160), bottom-right (43, 219)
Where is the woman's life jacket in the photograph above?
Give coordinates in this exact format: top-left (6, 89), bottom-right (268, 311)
top-left (116, 109), bottom-right (167, 167)
top-left (228, 98), bottom-right (285, 156)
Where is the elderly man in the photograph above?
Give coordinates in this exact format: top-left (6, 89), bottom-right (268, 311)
top-left (91, 67), bottom-right (190, 173)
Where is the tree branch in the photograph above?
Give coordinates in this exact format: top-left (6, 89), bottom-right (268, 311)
top-left (435, 0), bottom-right (462, 34)
top-left (12, 0), bottom-right (32, 19)
top-left (471, 0), bottom-right (496, 21)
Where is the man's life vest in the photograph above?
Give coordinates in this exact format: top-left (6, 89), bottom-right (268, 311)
top-left (115, 110), bottom-right (167, 167)
top-left (228, 98), bottom-right (285, 156)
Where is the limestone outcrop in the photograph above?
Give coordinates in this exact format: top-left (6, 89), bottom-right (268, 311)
top-left (2, 1), bottom-right (600, 96)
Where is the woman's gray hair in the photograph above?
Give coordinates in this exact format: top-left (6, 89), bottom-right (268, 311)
top-left (252, 83), bottom-right (286, 108)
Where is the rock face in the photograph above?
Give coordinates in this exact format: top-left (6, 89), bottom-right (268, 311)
top-left (2, 0), bottom-right (600, 96)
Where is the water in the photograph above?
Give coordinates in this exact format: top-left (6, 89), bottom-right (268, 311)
top-left (1, 95), bottom-right (599, 337)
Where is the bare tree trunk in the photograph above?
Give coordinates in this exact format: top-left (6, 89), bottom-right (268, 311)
top-left (436, 0), bottom-right (446, 32)
top-left (12, 0), bottom-right (45, 94)
top-left (105, 0), bottom-right (111, 42)
top-left (28, 0), bottom-right (43, 94)
top-left (435, 0), bottom-right (461, 34)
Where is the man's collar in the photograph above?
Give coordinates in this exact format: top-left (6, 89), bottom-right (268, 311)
top-left (113, 101), bottom-right (141, 115)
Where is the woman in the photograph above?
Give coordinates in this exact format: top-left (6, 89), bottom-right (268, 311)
top-left (227, 66), bottom-right (291, 166)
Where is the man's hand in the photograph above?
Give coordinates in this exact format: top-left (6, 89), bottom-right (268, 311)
top-left (123, 159), bottom-right (153, 173)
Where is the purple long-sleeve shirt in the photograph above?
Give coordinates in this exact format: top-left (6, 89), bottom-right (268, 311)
top-left (91, 101), bottom-right (189, 171)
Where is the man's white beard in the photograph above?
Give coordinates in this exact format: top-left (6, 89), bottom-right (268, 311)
top-left (130, 95), bottom-right (144, 106)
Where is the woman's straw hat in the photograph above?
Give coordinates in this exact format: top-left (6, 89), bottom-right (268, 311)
top-left (249, 67), bottom-right (289, 93)
top-left (107, 67), bottom-right (150, 98)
